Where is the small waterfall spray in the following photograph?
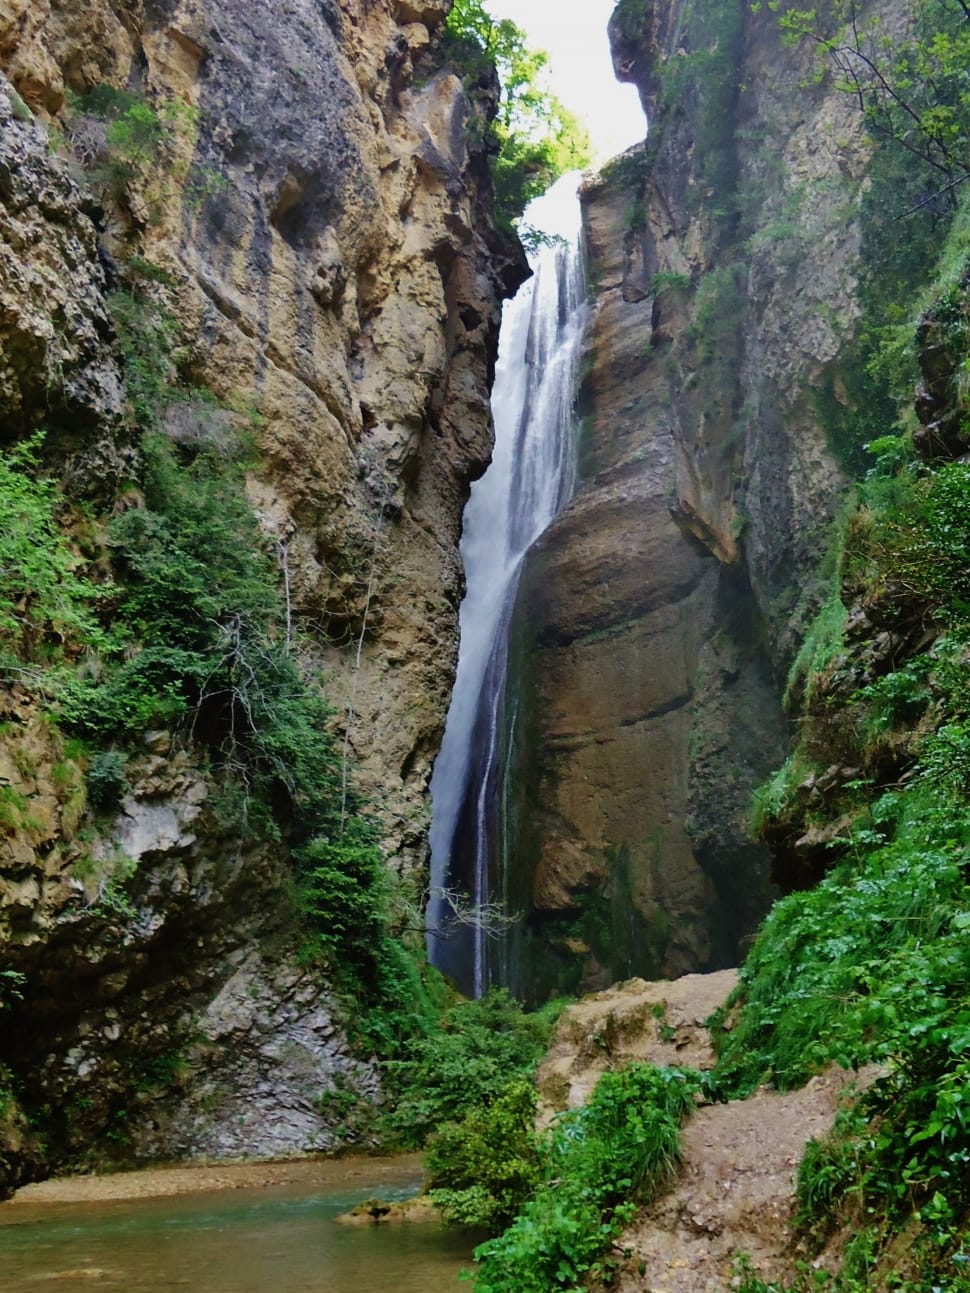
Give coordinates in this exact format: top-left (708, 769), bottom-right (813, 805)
top-left (428, 184), bottom-right (587, 997)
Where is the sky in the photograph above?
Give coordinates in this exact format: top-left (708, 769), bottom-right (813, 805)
top-left (482, 0), bottom-right (646, 163)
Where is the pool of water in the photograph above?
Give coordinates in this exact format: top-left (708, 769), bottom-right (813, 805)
top-left (0, 1158), bottom-right (474, 1292)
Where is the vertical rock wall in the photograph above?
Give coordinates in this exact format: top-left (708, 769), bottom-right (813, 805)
top-left (0, 0), bottom-right (522, 1184)
top-left (503, 0), bottom-right (871, 996)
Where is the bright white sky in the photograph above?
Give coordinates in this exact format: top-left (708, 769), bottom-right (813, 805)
top-left (482, 0), bottom-right (646, 163)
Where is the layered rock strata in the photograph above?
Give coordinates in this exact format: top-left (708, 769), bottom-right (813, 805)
top-left (502, 0), bottom-right (871, 995)
top-left (0, 0), bottom-right (520, 1184)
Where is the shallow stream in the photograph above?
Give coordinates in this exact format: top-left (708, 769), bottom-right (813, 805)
top-left (0, 1156), bottom-right (471, 1292)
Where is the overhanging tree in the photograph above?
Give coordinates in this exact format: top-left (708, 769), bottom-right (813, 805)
top-left (443, 0), bottom-right (591, 231)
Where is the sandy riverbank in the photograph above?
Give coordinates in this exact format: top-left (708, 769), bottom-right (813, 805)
top-left (4, 1153), bottom-right (426, 1207)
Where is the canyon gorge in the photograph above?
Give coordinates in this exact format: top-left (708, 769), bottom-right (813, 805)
top-left (2, 0), bottom-right (970, 1287)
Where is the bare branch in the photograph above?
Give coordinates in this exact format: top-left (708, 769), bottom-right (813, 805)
top-left (428, 886), bottom-right (521, 939)
top-left (893, 170), bottom-right (970, 219)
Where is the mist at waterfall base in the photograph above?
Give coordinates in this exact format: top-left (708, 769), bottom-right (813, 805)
top-left (427, 178), bottom-right (586, 998)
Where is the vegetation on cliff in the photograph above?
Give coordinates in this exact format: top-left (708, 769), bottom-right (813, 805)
top-left (0, 73), bottom-right (446, 1174)
top-left (471, 1064), bottom-right (699, 1292)
top-left (717, 5), bottom-right (970, 1283)
top-left (0, 0), bottom-right (588, 1183)
top-left (443, 0), bottom-right (590, 231)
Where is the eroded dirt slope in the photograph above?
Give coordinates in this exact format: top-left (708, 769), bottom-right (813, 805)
top-left (543, 971), bottom-right (872, 1292)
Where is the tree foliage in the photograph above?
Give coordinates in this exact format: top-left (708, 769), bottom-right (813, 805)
top-left (382, 988), bottom-right (559, 1146)
top-left (443, 0), bottom-right (591, 229)
top-left (776, 0), bottom-right (970, 212)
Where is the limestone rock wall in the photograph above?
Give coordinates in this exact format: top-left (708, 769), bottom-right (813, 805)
top-left (0, 0), bottom-right (520, 1185)
top-left (503, 0), bottom-right (869, 995)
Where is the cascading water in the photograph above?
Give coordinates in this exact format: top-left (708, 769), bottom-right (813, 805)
top-left (427, 183), bottom-right (587, 998)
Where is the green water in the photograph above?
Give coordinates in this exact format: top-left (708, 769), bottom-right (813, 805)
top-left (0, 1159), bottom-right (473, 1292)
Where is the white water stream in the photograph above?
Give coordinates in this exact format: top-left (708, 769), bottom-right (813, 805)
top-left (427, 183), bottom-right (587, 997)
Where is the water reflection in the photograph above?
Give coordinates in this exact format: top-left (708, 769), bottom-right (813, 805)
top-left (0, 1159), bottom-right (472, 1292)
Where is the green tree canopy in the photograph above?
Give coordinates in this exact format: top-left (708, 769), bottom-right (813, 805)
top-left (777, 0), bottom-right (970, 211)
top-left (443, 0), bottom-right (591, 231)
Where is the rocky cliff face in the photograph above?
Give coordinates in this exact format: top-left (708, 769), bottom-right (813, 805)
top-left (0, 0), bottom-right (521, 1187)
top-left (502, 0), bottom-right (871, 996)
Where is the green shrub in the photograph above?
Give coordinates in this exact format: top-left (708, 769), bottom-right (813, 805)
top-left (383, 988), bottom-right (560, 1147)
top-left (427, 1079), bottom-right (542, 1230)
top-left (856, 658), bottom-right (933, 735)
top-left (610, 0), bottom-right (650, 45)
top-left (650, 270), bottom-right (691, 293)
top-left (716, 785), bottom-right (970, 1096)
top-left (794, 1111), bottom-right (868, 1234)
top-left (74, 89), bottom-right (202, 217)
top-left (0, 971), bottom-right (25, 1012)
top-left (297, 819), bottom-right (387, 972)
top-left (692, 262), bottom-right (747, 363)
top-left (728, 22), bottom-right (970, 1282)
top-left (85, 750), bottom-right (128, 812)
top-left (472, 1064), bottom-right (701, 1292)
top-left (0, 434), bottom-right (103, 671)
top-left (107, 291), bottom-right (185, 428)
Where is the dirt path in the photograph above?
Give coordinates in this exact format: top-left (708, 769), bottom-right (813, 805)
top-left (614, 1067), bottom-right (870, 1292)
top-left (539, 971), bottom-right (871, 1291)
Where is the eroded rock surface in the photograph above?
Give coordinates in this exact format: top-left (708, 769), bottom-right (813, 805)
top-left (0, 0), bottom-right (520, 1184)
top-left (502, 0), bottom-right (868, 994)
top-left (0, 81), bottom-right (123, 440)
top-left (536, 969), bottom-right (737, 1122)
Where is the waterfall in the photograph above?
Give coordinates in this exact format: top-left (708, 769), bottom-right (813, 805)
top-left (427, 183), bottom-right (587, 998)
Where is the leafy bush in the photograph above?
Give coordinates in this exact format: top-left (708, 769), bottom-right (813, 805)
top-left (85, 750), bottom-right (128, 812)
top-left (297, 820), bottom-right (386, 966)
top-left (650, 270), bottom-right (691, 293)
top-left (107, 290), bottom-right (186, 428)
top-left (856, 657), bottom-right (933, 734)
top-left (383, 988), bottom-right (560, 1146)
top-left (0, 305), bottom-right (400, 1009)
top-left (749, 750), bottom-right (816, 838)
top-left (0, 434), bottom-right (103, 672)
top-left (427, 1078), bottom-right (542, 1229)
top-left (610, 0), bottom-right (650, 45)
top-left (734, 929), bottom-right (970, 1289)
top-left (777, 1), bottom-right (970, 474)
top-left (472, 1064), bottom-right (701, 1292)
top-left (71, 426), bottom-right (405, 986)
